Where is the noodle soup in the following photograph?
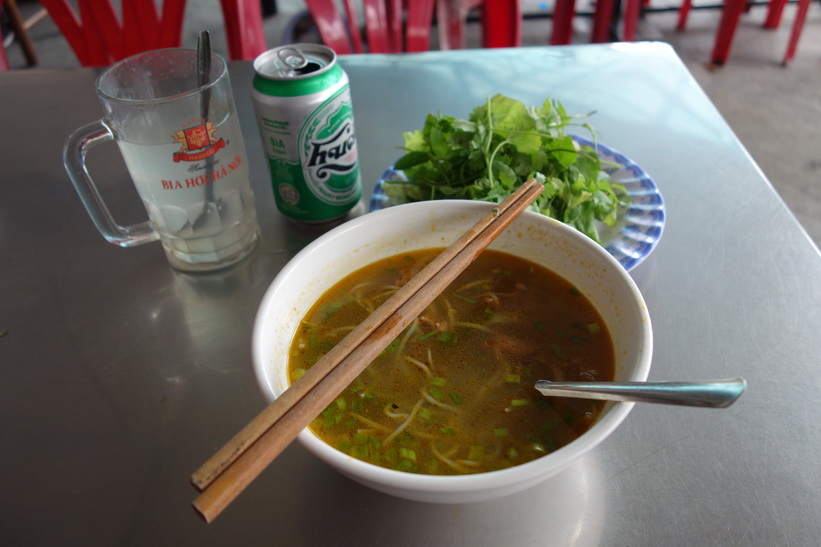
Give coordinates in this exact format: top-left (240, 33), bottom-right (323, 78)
top-left (288, 249), bottom-right (615, 475)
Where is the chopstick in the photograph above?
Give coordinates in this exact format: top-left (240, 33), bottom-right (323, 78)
top-left (191, 179), bottom-right (544, 522)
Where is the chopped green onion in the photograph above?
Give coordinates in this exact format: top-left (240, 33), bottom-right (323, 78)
top-left (587, 323), bottom-right (601, 334)
top-left (417, 330), bottom-right (438, 342)
top-left (440, 427), bottom-right (456, 435)
top-left (396, 459), bottom-right (415, 472)
top-left (506, 373), bottom-right (521, 383)
top-left (335, 399), bottom-right (347, 411)
top-left (419, 407), bottom-right (432, 420)
top-left (292, 368), bottom-right (307, 381)
top-left (494, 428), bottom-right (509, 437)
top-left (399, 448), bottom-right (417, 461)
top-left (449, 392), bottom-right (463, 405)
top-left (511, 399), bottom-right (529, 407)
top-left (430, 376), bottom-right (447, 387)
top-left (437, 332), bottom-right (457, 344)
top-left (453, 293), bottom-right (476, 303)
top-left (322, 302), bottom-right (343, 321)
top-left (468, 445), bottom-right (485, 460)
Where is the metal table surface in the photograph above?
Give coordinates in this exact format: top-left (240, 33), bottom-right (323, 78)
top-left (1, 43), bottom-right (819, 546)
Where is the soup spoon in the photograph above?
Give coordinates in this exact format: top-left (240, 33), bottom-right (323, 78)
top-left (534, 377), bottom-right (747, 408)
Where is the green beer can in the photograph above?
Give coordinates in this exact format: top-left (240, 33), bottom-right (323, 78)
top-left (251, 44), bottom-right (362, 222)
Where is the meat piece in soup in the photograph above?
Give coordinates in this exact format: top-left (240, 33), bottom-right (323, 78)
top-left (288, 249), bottom-right (615, 475)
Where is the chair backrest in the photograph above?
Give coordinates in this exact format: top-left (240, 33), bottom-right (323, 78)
top-left (38, 0), bottom-right (266, 67)
top-left (302, 0), bottom-right (434, 54)
top-left (439, 0), bottom-right (521, 50)
top-left (219, 0), bottom-right (269, 60)
top-left (301, 0), bottom-right (519, 54)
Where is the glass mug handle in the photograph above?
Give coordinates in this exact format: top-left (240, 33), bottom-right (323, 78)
top-left (63, 120), bottom-right (158, 247)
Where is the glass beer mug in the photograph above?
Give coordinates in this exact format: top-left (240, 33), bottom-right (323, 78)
top-left (64, 49), bottom-right (260, 272)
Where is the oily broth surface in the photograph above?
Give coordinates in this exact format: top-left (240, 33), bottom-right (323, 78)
top-left (288, 249), bottom-right (615, 475)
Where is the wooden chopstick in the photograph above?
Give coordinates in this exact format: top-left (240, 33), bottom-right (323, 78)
top-left (191, 178), bottom-right (543, 492)
top-left (192, 179), bottom-right (544, 522)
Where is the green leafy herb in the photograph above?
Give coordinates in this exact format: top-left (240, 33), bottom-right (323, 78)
top-left (387, 95), bottom-right (630, 242)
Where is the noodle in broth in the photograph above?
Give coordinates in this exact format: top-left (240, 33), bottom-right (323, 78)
top-left (288, 249), bottom-right (614, 475)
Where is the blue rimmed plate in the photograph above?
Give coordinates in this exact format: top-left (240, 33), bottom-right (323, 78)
top-left (369, 136), bottom-right (665, 271)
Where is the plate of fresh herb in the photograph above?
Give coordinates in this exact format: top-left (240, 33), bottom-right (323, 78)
top-left (369, 95), bottom-right (665, 271)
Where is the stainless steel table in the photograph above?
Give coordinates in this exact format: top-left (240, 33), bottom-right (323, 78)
top-left (2, 43), bottom-right (819, 545)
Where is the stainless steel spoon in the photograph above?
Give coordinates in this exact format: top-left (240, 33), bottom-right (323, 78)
top-left (534, 377), bottom-right (747, 408)
top-left (193, 30), bottom-right (217, 231)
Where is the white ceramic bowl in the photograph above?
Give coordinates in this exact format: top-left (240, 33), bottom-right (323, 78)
top-left (253, 200), bottom-right (652, 503)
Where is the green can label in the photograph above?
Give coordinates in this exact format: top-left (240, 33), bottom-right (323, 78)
top-left (299, 87), bottom-right (360, 208)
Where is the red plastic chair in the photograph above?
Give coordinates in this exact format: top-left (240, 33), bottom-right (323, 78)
top-left (220, 0), bottom-right (269, 60)
top-left (671, 0), bottom-right (813, 66)
top-left (707, 0), bottom-right (815, 65)
top-left (301, 0), bottom-right (420, 53)
top-left (302, 0), bottom-right (519, 54)
top-left (480, 0), bottom-right (522, 48)
top-left (782, 0), bottom-right (813, 65)
top-left (436, 0), bottom-right (521, 50)
top-left (621, 0), bottom-right (812, 66)
top-left (550, 0), bottom-right (619, 44)
top-left (37, 0), bottom-right (266, 67)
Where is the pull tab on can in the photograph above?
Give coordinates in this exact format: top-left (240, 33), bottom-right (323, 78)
top-left (272, 46), bottom-right (323, 78)
top-left (278, 47), bottom-right (307, 70)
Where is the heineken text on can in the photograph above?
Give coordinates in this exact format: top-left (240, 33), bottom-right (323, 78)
top-left (251, 44), bottom-right (362, 222)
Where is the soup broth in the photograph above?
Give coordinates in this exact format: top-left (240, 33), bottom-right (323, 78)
top-left (288, 249), bottom-right (615, 475)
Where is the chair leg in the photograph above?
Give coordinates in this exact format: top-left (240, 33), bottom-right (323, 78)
top-left (436, 0), bottom-right (466, 50)
top-left (591, 0), bottom-right (616, 43)
top-left (482, 0), bottom-right (521, 48)
top-left (676, 0), bottom-right (692, 31)
top-left (219, 0), bottom-right (267, 60)
top-left (710, 0), bottom-right (747, 66)
top-left (783, 0), bottom-right (812, 65)
top-left (405, 0), bottom-right (434, 52)
top-left (764, 0), bottom-right (790, 28)
top-left (550, 0), bottom-right (574, 45)
top-left (623, 0), bottom-right (641, 41)
top-left (3, 0), bottom-right (39, 66)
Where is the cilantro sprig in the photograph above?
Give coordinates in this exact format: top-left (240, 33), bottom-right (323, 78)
top-left (386, 95), bottom-right (630, 243)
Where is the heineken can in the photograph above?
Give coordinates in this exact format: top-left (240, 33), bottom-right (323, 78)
top-left (251, 44), bottom-right (362, 223)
